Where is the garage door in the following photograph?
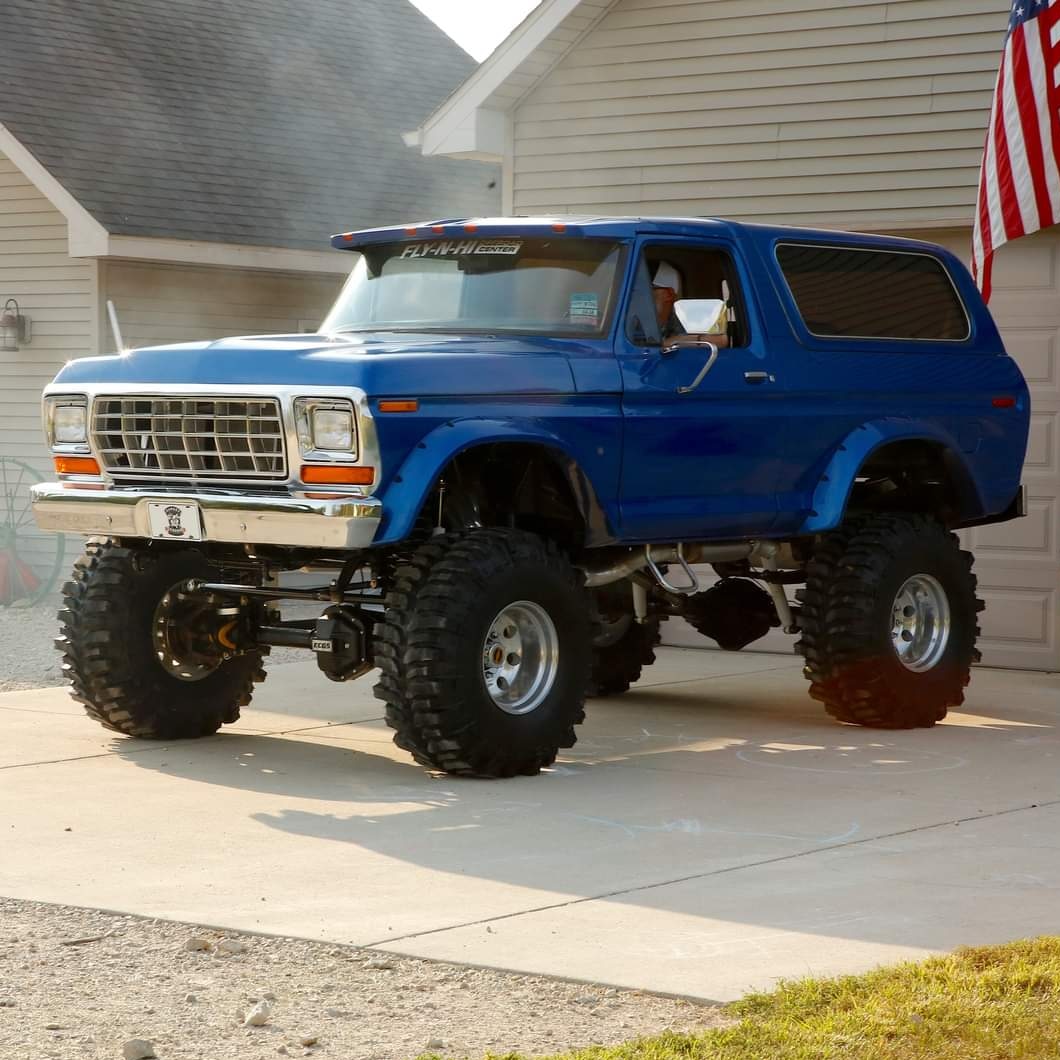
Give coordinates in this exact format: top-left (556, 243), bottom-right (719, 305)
top-left (662, 227), bottom-right (1060, 672)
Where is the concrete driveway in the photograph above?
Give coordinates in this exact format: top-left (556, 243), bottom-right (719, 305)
top-left (2, 647), bottom-right (1060, 1003)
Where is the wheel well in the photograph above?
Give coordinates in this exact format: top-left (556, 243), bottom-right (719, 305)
top-left (420, 443), bottom-right (606, 552)
top-left (847, 440), bottom-right (979, 526)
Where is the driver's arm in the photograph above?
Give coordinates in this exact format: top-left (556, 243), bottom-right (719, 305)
top-left (663, 332), bottom-right (730, 349)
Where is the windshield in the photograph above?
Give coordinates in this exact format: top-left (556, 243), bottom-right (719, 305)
top-left (321, 237), bottom-right (625, 338)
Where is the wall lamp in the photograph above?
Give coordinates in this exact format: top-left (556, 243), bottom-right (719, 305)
top-left (1, 298), bottom-right (30, 352)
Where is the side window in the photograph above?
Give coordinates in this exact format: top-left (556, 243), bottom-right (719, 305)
top-left (625, 244), bottom-right (748, 348)
top-left (776, 243), bottom-right (970, 341)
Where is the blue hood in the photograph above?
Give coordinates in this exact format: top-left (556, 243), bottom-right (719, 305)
top-left (52, 333), bottom-right (586, 396)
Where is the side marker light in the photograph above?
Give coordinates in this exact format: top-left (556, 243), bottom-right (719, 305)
top-left (301, 465), bottom-right (375, 486)
top-left (54, 455), bottom-right (101, 475)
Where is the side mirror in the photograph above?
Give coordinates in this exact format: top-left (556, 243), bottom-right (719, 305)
top-left (673, 298), bottom-right (726, 336)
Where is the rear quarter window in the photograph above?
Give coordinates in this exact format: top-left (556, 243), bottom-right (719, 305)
top-left (775, 243), bottom-right (970, 342)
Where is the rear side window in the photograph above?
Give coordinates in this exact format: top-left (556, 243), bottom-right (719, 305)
top-left (776, 243), bottom-right (970, 342)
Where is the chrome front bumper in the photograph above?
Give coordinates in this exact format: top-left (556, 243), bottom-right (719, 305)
top-left (30, 483), bottom-right (382, 550)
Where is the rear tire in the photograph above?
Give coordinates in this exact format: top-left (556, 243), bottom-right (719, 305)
top-left (587, 594), bottom-right (661, 698)
top-left (797, 514), bottom-right (982, 728)
top-left (374, 529), bottom-right (591, 777)
top-left (58, 540), bottom-right (265, 738)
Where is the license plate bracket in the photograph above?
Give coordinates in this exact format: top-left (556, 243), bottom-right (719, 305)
top-left (147, 501), bottom-right (204, 541)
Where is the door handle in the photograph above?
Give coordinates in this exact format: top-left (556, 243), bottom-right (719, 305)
top-left (744, 371), bottom-right (772, 384)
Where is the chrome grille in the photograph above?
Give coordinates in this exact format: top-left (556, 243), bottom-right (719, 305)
top-left (92, 396), bottom-right (287, 482)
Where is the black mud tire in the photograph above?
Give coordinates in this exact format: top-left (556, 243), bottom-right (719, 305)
top-left (797, 513), bottom-right (982, 728)
top-left (57, 539), bottom-right (265, 738)
top-left (587, 613), bottom-right (661, 698)
top-left (374, 529), bottom-right (591, 777)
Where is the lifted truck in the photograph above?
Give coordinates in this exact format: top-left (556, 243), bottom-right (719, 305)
top-left (32, 217), bottom-right (1029, 777)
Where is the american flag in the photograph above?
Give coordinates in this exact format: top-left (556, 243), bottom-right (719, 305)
top-left (972, 0), bottom-right (1060, 303)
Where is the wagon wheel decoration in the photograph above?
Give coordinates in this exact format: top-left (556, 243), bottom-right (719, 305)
top-left (0, 456), bottom-right (65, 607)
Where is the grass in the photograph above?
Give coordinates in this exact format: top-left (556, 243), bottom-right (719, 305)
top-left (482, 938), bottom-right (1060, 1060)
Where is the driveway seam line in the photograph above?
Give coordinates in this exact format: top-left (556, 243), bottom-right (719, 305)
top-left (629, 662), bottom-right (801, 691)
top-left (362, 797), bottom-right (1060, 948)
top-left (0, 750), bottom-right (155, 771)
top-left (263, 717), bottom-right (386, 736)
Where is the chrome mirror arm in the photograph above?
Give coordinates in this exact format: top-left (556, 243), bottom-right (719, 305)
top-left (676, 341), bottom-right (719, 394)
top-left (662, 337), bottom-right (718, 355)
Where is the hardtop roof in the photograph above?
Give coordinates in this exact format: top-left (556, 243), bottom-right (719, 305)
top-left (331, 215), bottom-right (951, 254)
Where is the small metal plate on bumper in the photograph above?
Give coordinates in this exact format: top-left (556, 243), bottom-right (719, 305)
top-left (147, 501), bottom-right (203, 541)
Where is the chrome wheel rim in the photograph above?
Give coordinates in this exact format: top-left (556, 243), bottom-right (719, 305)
top-left (482, 600), bottom-right (560, 715)
top-left (891, 574), bottom-right (951, 673)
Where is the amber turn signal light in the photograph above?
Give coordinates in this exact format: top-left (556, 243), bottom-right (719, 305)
top-left (378, 399), bottom-right (419, 413)
top-left (54, 455), bottom-right (101, 476)
top-left (301, 464), bottom-right (375, 486)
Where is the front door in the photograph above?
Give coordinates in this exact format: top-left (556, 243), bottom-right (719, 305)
top-left (617, 239), bottom-right (784, 541)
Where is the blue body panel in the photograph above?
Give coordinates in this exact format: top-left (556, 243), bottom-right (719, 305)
top-left (54, 216), bottom-right (1030, 547)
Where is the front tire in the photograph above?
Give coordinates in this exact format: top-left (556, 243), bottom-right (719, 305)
top-left (797, 514), bottom-right (982, 728)
top-left (58, 540), bottom-right (265, 738)
top-left (374, 529), bottom-right (591, 777)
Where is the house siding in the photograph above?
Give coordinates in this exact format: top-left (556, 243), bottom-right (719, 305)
top-left (512, 0), bottom-right (1007, 228)
top-left (0, 150), bottom-right (95, 470)
top-left (0, 148), bottom-right (96, 594)
top-left (102, 261), bottom-right (342, 351)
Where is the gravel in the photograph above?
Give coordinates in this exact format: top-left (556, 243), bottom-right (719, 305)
top-left (0, 598), bottom-right (66, 692)
top-left (0, 898), bottom-right (724, 1059)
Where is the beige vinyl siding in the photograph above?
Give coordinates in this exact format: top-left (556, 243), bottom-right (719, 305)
top-left (0, 149), bottom-right (95, 594)
top-left (512, 0), bottom-right (1007, 228)
top-left (0, 152), bottom-right (94, 467)
top-left (102, 261), bottom-right (342, 350)
top-left (484, 0), bottom-right (615, 110)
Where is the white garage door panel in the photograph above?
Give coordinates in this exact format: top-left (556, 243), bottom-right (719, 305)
top-left (973, 495), bottom-right (1055, 556)
top-left (977, 584), bottom-right (1051, 644)
top-left (975, 575), bottom-right (1056, 669)
top-left (1024, 412), bottom-right (1054, 471)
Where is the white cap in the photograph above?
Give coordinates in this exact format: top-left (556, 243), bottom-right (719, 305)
top-left (652, 262), bottom-right (682, 296)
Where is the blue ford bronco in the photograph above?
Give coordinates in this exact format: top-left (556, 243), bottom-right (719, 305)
top-left (32, 217), bottom-right (1029, 777)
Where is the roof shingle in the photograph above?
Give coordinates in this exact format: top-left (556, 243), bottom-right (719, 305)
top-left (0, 0), bottom-right (499, 250)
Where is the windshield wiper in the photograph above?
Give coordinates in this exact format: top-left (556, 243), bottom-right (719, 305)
top-left (327, 326), bottom-right (453, 336)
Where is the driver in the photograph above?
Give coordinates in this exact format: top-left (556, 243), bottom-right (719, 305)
top-left (652, 261), bottom-right (730, 348)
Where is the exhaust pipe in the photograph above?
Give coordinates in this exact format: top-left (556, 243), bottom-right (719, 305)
top-left (582, 542), bottom-right (753, 588)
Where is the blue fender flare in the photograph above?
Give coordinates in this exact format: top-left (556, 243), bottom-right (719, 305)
top-left (373, 418), bottom-right (613, 545)
top-left (797, 419), bottom-right (987, 535)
